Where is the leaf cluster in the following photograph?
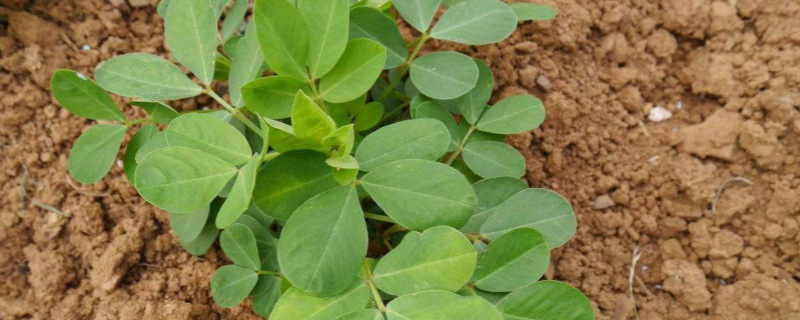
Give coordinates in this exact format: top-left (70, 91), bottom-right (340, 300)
top-left (50, 0), bottom-right (593, 319)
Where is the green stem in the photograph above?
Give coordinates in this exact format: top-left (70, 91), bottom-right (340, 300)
top-left (445, 125), bottom-right (477, 165)
top-left (126, 118), bottom-right (155, 128)
top-left (362, 260), bottom-right (387, 313)
top-left (364, 212), bottom-right (396, 224)
top-left (377, 100), bottom-right (411, 126)
top-left (375, 33), bottom-right (430, 103)
top-left (257, 270), bottom-right (282, 277)
top-left (204, 88), bottom-right (266, 139)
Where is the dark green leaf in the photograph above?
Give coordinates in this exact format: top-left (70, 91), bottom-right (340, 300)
top-left (242, 76), bottom-right (312, 119)
top-left (134, 131), bottom-right (170, 163)
top-left (349, 7), bottom-right (408, 68)
top-left (269, 279), bottom-right (370, 320)
top-left (230, 22), bottom-right (266, 107)
top-left (443, 59), bottom-right (492, 124)
top-left (386, 290), bottom-right (503, 320)
top-left (462, 141), bottom-right (525, 179)
top-left (217, 155), bottom-right (261, 228)
top-left (509, 3), bottom-right (558, 21)
top-left (170, 206), bottom-right (211, 243)
top-left (353, 101), bottom-right (384, 131)
top-left (392, 0), bottom-right (441, 32)
top-left (252, 275), bottom-right (282, 317)
top-left (222, 0), bottom-right (249, 40)
top-left (413, 101), bottom-right (460, 151)
top-left (252, 151), bottom-right (339, 220)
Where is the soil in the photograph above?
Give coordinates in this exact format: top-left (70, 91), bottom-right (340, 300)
top-left (1, 0), bottom-right (798, 319)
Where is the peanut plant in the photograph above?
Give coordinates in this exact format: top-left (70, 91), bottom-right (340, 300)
top-left (50, 0), bottom-right (593, 319)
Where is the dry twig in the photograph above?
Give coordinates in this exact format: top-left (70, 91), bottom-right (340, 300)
top-left (711, 177), bottom-right (753, 214)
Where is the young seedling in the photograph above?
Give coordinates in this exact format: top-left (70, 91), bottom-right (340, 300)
top-left (50, 0), bottom-right (595, 319)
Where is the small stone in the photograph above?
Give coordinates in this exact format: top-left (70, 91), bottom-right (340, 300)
top-left (593, 194), bottom-right (616, 210)
top-left (536, 74), bottom-right (552, 91)
top-left (648, 106), bottom-right (673, 122)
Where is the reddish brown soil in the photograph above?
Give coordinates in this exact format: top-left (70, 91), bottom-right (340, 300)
top-left (1, 0), bottom-right (799, 319)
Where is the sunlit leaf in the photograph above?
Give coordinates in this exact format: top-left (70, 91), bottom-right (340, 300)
top-left (242, 76), bottom-right (312, 119)
top-left (269, 279), bottom-right (370, 320)
top-left (509, 2), bottom-right (558, 21)
top-left (430, 0), bottom-right (517, 45)
top-left (165, 113), bottom-right (252, 166)
top-left (374, 226), bottom-right (476, 295)
top-left (386, 290), bottom-right (503, 320)
top-left (165, 0), bottom-right (219, 85)
top-left (462, 141), bottom-right (525, 179)
top-left (495, 281), bottom-right (595, 320)
top-left (254, 0), bottom-right (310, 80)
top-left (410, 51), bottom-right (479, 100)
top-left (392, 0), bottom-right (441, 32)
top-left (319, 39), bottom-right (387, 103)
top-left (473, 228), bottom-right (549, 292)
top-left (300, 0), bottom-right (349, 78)
top-left (355, 119), bottom-right (450, 171)
top-left (476, 95), bottom-right (545, 134)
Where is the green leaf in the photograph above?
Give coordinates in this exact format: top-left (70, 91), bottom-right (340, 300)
top-left (319, 39), bottom-right (387, 103)
top-left (430, 0), bottom-right (517, 45)
top-left (349, 7), bottom-right (408, 69)
top-left (135, 147), bottom-right (237, 213)
top-left (230, 22), bottom-right (266, 107)
top-left (95, 53), bottom-right (203, 100)
top-left (129, 101), bottom-right (179, 125)
top-left (480, 188), bottom-right (575, 248)
top-left (460, 177), bottom-right (527, 233)
top-left (391, 0), bottom-right (441, 32)
top-left (451, 159), bottom-right (481, 184)
top-left (410, 51), bottom-right (479, 100)
top-left (170, 205), bottom-right (211, 243)
top-left (333, 309), bottom-right (382, 320)
top-left (413, 101), bottom-right (460, 151)
top-left (476, 95), bottom-right (545, 134)
top-left (264, 118), bottom-right (328, 153)
top-left (322, 124), bottom-right (356, 158)
top-left (181, 222), bottom-right (220, 255)
top-left (216, 156), bottom-right (261, 228)
top-left (124, 125), bottom-right (158, 184)
top-left (222, 0), bottom-right (249, 40)
top-left (165, 113), bottom-right (252, 166)
top-left (292, 92), bottom-right (337, 144)
top-left (444, 59), bottom-right (492, 124)
top-left (386, 290), bottom-right (503, 320)
top-left (254, 0), bottom-right (310, 80)
top-left (269, 279), bottom-right (370, 320)
top-left (243, 203), bottom-right (275, 229)
top-left (279, 186), bottom-right (367, 296)
top-left (211, 265), bottom-right (259, 308)
top-left (474, 289), bottom-right (506, 304)
top-left (442, 0), bottom-right (465, 7)
top-left (157, 0), bottom-right (170, 16)
top-left (355, 119), bottom-right (450, 171)
top-left (496, 281), bottom-right (595, 320)
top-left (68, 124), bottom-right (126, 184)
top-left (361, 159), bottom-right (476, 231)
top-left (252, 151), bottom-right (339, 220)
top-left (135, 131), bottom-right (170, 163)
top-left (374, 226), bottom-right (476, 296)
top-left (462, 141), bottom-right (525, 179)
top-left (235, 214), bottom-right (278, 269)
top-left (221, 223), bottom-right (261, 270)
top-left (509, 3), bottom-right (558, 21)
top-left (165, 0), bottom-right (219, 85)
top-left (242, 76), bottom-right (312, 119)
top-left (300, 0), bottom-right (349, 78)
top-left (353, 101), bottom-right (384, 131)
top-left (51, 69), bottom-right (126, 122)
top-left (473, 228), bottom-right (549, 292)
top-left (212, 0), bottom-right (231, 14)
top-left (215, 53), bottom-right (232, 80)
top-left (326, 155), bottom-right (359, 170)
top-left (252, 275), bottom-right (282, 317)
top-left (334, 168), bottom-right (359, 185)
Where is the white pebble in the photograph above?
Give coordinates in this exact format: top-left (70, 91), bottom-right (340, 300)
top-left (116, 160), bottom-right (124, 168)
top-left (676, 100), bottom-right (683, 110)
top-left (81, 44), bottom-right (91, 51)
top-left (647, 106), bottom-right (673, 122)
